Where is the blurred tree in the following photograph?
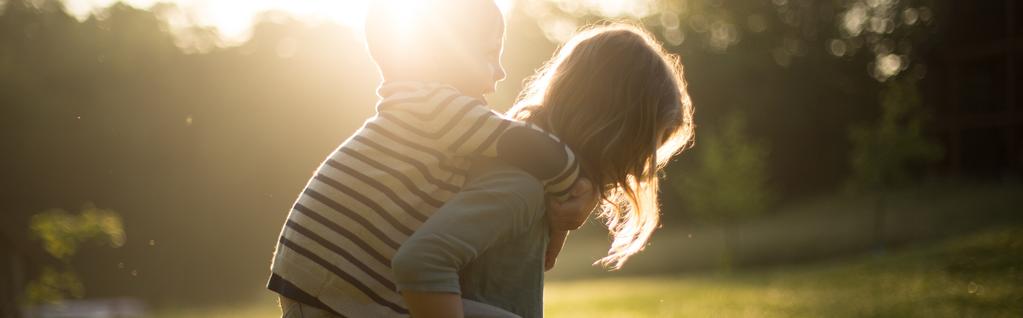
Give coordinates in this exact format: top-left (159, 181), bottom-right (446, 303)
top-left (673, 112), bottom-right (775, 270)
top-left (847, 77), bottom-right (942, 253)
top-left (848, 78), bottom-right (942, 190)
top-left (0, 0), bottom-right (379, 305)
top-left (522, 0), bottom-right (938, 81)
top-left (24, 203), bottom-right (125, 305)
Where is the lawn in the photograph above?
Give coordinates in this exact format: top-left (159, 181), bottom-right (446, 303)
top-left (545, 225), bottom-right (1023, 317)
top-left (154, 224), bottom-right (1022, 317)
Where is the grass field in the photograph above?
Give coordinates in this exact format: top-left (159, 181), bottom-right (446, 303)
top-left (154, 224), bottom-right (1022, 317)
top-left (545, 225), bottom-right (1023, 317)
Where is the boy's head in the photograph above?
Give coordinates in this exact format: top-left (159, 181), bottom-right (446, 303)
top-left (365, 0), bottom-right (506, 98)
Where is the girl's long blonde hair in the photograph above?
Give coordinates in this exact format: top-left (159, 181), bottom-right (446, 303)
top-left (509, 23), bottom-right (694, 269)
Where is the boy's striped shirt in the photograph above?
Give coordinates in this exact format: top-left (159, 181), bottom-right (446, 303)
top-left (268, 81), bottom-right (579, 317)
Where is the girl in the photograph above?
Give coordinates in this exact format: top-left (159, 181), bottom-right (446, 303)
top-left (394, 23), bottom-right (695, 317)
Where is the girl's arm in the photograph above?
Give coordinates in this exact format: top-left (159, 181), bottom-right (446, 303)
top-left (391, 161), bottom-right (544, 318)
top-left (402, 291), bottom-right (463, 318)
top-left (401, 293), bottom-right (521, 318)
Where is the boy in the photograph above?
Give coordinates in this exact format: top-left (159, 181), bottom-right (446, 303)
top-left (268, 0), bottom-right (596, 317)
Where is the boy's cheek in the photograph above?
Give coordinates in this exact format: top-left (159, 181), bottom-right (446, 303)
top-left (490, 63), bottom-right (506, 83)
top-left (472, 62), bottom-right (498, 93)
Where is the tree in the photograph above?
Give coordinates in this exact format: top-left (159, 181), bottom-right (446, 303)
top-left (520, 0), bottom-right (939, 81)
top-left (673, 112), bottom-right (774, 270)
top-left (847, 77), bottom-right (942, 253)
top-left (24, 203), bottom-right (125, 305)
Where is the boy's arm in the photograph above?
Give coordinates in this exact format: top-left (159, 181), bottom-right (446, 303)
top-left (545, 230), bottom-right (569, 271)
top-left (544, 179), bottom-right (600, 270)
top-left (378, 86), bottom-right (580, 199)
top-left (546, 178), bottom-right (599, 231)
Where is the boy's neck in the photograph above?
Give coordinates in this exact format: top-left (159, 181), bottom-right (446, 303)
top-left (381, 75), bottom-right (483, 100)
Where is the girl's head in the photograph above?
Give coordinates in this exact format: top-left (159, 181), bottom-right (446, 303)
top-left (509, 23), bottom-right (694, 269)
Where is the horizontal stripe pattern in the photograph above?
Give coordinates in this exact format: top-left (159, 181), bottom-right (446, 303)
top-left (278, 236), bottom-right (408, 314)
top-left (270, 81), bottom-right (580, 317)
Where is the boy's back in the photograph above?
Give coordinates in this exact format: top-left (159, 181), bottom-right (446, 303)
top-left (268, 1), bottom-right (585, 316)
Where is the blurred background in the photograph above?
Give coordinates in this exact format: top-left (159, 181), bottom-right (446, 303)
top-left (1, 0), bottom-right (1021, 317)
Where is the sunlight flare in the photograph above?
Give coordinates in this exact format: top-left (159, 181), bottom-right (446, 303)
top-left (59, 0), bottom-right (512, 49)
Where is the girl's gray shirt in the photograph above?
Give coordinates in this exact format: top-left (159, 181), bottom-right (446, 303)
top-left (391, 159), bottom-right (550, 318)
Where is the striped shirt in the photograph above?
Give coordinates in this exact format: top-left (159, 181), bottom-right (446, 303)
top-left (268, 81), bottom-right (579, 317)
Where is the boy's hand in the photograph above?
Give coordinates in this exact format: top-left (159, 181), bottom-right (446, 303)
top-left (547, 178), bottom-right (599, 231)
top-left (545, 229), bottom-right (569, 271)
top-left (543, 179), bottom-right (598, 271)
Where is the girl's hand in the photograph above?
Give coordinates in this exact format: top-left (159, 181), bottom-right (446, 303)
top-left (547, 178), bottom-right (599, 231)
top-left (401, 291), bottom-right (463, 318)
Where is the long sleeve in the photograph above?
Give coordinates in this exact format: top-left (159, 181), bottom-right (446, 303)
top-left (376, 83), bottom-right (580, 198)
top-left (390, 160), bottom-right (546, 294)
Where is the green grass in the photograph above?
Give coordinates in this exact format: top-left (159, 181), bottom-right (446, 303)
top-left (546, 229), bottom-right (1022, 317)
top-left (547, 181), bottom-right (1023, 280)
top-left (155, 225), bottom-right (1022, 317)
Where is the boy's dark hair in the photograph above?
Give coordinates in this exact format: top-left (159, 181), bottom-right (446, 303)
top-left (364, 0), bottom-right (502, 80)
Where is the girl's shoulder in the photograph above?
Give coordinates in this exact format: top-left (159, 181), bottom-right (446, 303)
top-left (463, 159), bottom-right (546, 218)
